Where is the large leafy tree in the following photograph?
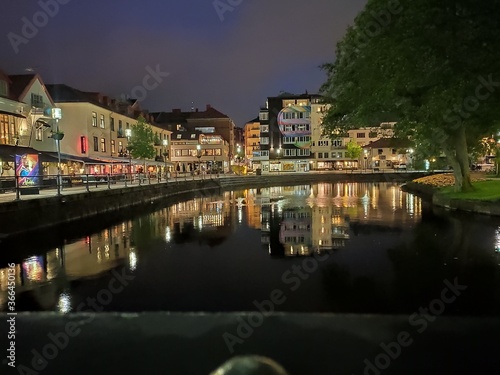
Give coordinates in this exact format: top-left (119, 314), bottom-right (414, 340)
top-left (321, 0), bottom-right (500, 191)
top-left (127, 115), bottom-right (156, 160)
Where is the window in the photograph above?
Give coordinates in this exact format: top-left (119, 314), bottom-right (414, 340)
top-left (357, 132), bottom-right (365, 138)
top-left (260, 125), bottom-right (269, 132)
top-left (118, 141), bottom-right (123, 153)
top-left (111, 140), bottom-right (116, 154)
top-left (93, 136), bottom-right (99, 151)
top-left (110, 117), bottom-right (115, 131)
top-left (260, 150), bottom-right (269, 157)
top-left (0, 115), bottom-right (9, 144)
top-left (100, 114), bottom-right (105, 128)
top-left (118, 120), bottom-right (123, 136)
top-left (332, 139), bottom-right (343, 147)
top-left (92, 112), bottom-right (97, 127)
top-left (392, 148), bottom-right (397, 155)
top-left (298, 149), bottom-right (310, 156)
top-left (35, 126), bottom-right (43, 141)
top-left (318, 140), bottom-right (329, 146)
top-left (177, 134), bottom-right (182, 139)
top-left (378, 149), bottom-right (383, 155)
top-left (31, 93), bottom-right (43, 108)
top-left (284, 149), bottom-right (296, 157)
top-left (259, 112), bottom-right (269, 121)
top-left (317, 152), bottom-right (323, 159)
top-left (0, 80), bottom-right (7, 97)
top-left (175, 149), bottom-right (182, 157)
top-left (100, 138), bottom-right (106, 152)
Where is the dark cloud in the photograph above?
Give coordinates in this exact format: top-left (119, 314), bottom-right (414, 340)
top-left (1, 0), bottom-right (367, 126)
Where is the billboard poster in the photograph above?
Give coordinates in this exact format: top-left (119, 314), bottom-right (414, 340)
top-left (16, 154), bottom-right (40, 187)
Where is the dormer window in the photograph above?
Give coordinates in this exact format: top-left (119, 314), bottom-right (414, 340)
top-left (0, 80), bottom-right (7, 97)
top-left (31, 93), bottom-right (44, 108)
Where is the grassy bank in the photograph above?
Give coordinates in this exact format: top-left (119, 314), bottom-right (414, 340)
top-left (440, 180), bottom-right (500, 201)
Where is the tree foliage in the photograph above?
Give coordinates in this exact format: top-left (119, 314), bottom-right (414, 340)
top-left (345, 139), bottom-right (363, 160)
top-left (320, 0), bottom-right (500, 191)
top-left (127, 115), bottom-right (156, 160)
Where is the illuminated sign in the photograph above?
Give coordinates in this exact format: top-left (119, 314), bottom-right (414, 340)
top-left (16, 154), bottom-right (40, 187)
top-left (80, 136), bottom-right (87, 154)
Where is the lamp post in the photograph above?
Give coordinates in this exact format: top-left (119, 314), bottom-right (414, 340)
top-left (162, 138), bottom-right (168, 180)
top-left (49, 108), bottom-right (63, 196)
top-left (13, 136), bottom-right (20, 201)
top-left (363, 149), bottom-right (369, 172)
top-left (196, 144), bottom-right (202, 177)
top-left (407, 148), bottom-right (414, 170)
top-left (125, 128), bottom-right (132, 181)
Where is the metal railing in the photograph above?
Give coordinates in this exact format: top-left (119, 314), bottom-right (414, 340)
top-left (0, 171), bottom-right (223, 197)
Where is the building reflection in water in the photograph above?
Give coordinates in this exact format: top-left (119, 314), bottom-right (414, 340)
top-left (0, 182), bottom-right (423, 311)
top-left (254, 182), bottom-right (422, 257)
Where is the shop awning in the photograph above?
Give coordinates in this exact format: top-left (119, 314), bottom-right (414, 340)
top-left (0, 144), bottom-right (46, 160)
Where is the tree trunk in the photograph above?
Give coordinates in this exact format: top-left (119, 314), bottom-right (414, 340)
top-left (454, 126), bottom-right (474, 192)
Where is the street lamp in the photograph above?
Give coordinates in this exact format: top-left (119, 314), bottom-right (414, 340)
top-left (125, 128), bottom-right (132, 180)
top-left (196, 144), bottom-right (202, 175)
top-left (162, 138), bottom-right (168, 180)
top-left (13, 136), bottom-right (20, 201)
top-left (48, 107), bottom-right (63, 196)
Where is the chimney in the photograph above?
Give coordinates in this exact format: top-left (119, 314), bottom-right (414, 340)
top-left (196, 108), bottom-right (199, 112)
top-left (206, 104), bottom-right (211, 110)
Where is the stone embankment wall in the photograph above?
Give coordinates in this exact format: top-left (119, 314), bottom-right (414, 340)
top-left (0, 172), bottom-right (430, 238)
top-left (404, 180), bottom-right (500, 216)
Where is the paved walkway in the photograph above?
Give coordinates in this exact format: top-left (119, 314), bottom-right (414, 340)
top-left (0, 173), bottom-right (217, 204)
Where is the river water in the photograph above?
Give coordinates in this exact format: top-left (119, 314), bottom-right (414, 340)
top-left (1, 182), bottom-right (499, 315)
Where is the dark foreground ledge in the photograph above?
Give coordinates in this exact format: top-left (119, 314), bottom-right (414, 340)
top-left (1, 312), bottom-right (499, 374)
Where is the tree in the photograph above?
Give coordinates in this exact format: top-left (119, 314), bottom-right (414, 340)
top-left (320, 0), bottom-right (500, 191)
top-left (345, 139), bottom-right (362, 160)
top-left (127, 115), bottom-right (156, 161)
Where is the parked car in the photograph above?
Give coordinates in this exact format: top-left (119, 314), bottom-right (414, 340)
top-left (394, 164), bottom-right (407, 170)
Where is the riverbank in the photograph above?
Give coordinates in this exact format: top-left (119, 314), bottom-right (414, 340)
top-left (0, 171), bottom-right (432, 239)
top-left (404, 174), bottom-right (500, 216)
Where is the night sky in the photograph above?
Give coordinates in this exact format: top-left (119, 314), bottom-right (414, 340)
top-left (1, 0), bottom-right (367, 126)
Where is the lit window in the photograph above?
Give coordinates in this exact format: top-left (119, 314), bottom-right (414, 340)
top-left (92, 112), bottom-right (97, 127)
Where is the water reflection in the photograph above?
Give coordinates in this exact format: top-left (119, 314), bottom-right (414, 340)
top-left (1, 182), bottom-right (499, 314)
